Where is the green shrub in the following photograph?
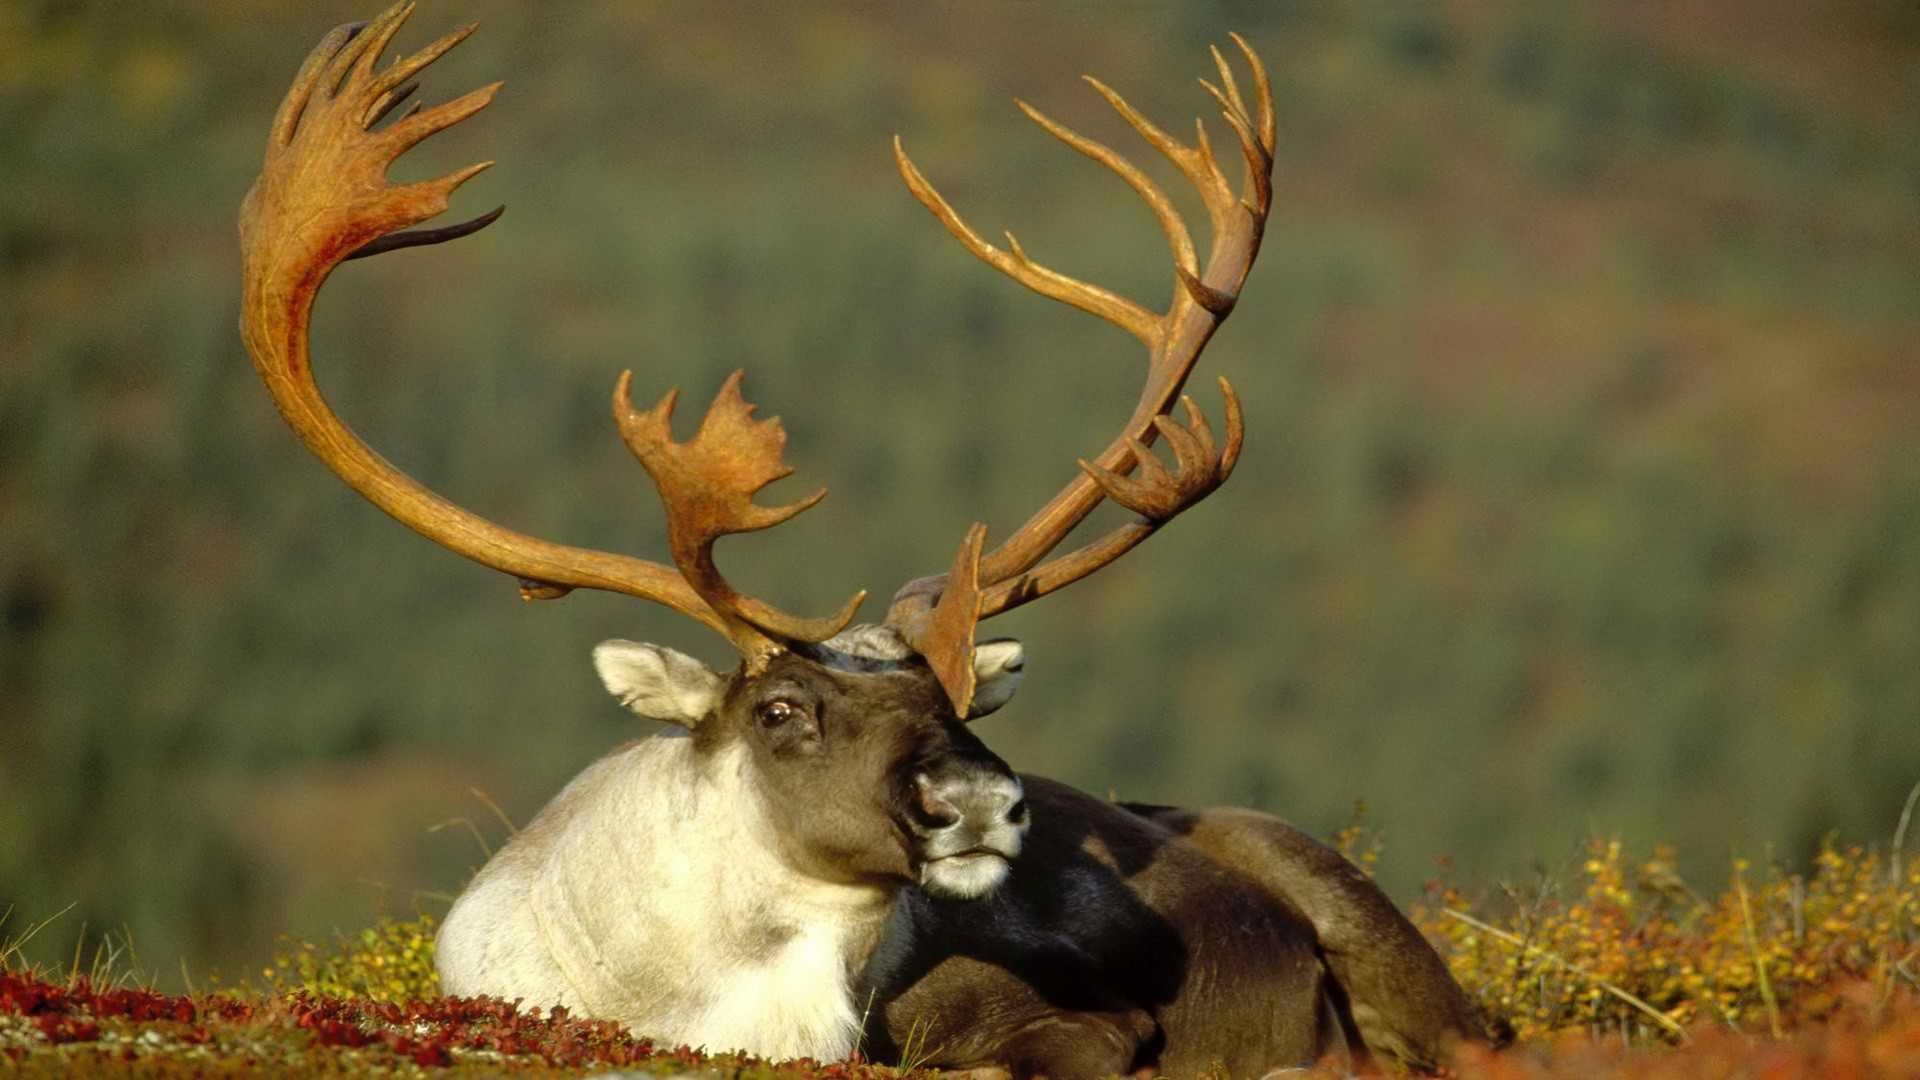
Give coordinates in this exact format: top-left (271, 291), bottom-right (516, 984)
top-left (265, 913), bottom-right (440, 1004)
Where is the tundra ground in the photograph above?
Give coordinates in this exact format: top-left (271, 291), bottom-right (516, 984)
top-left (5, 831), bottom-right (1915, 1077)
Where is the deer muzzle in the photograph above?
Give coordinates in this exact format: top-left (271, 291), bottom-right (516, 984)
top-left (907, 767), bottom-right (1028, 899)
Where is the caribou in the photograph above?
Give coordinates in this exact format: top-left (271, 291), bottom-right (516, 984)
top-left (239, 4), bottom-right (1503, 1075)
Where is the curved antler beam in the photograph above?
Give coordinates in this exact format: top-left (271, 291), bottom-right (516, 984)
top-left (239, 1), bottom-right (861, 663)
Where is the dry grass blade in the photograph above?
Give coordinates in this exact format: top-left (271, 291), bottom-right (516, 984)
top-left (1441, 907), bottom-right (1690, 1042)
top-left (469, 785), bottom-right (521, 838)
top-left (0, 901), bottom-right (78, 972)
top-left (1892, 778), bottom-right (1920, 883)
top-left (426, 815), bottom-right (493, 860)
top-left (1734, 867), bottom-right (1784, 1039)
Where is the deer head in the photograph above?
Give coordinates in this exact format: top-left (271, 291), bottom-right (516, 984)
top-left (238, 1), bottom-right (1271, 901)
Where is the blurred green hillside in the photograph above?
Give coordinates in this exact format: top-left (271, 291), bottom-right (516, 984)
top-left (3, 1), bottom-right (1917, 982)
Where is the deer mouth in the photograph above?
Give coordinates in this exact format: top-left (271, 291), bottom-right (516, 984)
top-left (918, 845), bottom-right (1016, 899)
top-left (901, 764), bottom-right (1026, 899)
top-left (928, 846), bottom-right (1009, 865)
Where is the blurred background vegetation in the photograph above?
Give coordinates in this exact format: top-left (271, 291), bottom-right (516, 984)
top-left (3, 0), bottom-right (1917, 984)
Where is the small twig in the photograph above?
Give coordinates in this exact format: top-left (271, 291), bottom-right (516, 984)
top-left (1895, 957), bottom-right (1920, 994)
top-left (1734, 868), bottom-right (1783, 1039)
top-left (427, 816), bottom-right (493, 860)
top-left (179, 957), bottom-right (199, 998)
top-left (468, 786), bottom-right (521, 838)
top-left (1441, 908), bottom-right (1689, 1042)
top-left (1892, 779), bottom-right (1920, 884)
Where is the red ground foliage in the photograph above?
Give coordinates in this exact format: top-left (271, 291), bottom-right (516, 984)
top-left (4, 966), bottom-right (1919, 1076)
top-left (0, 968), bottom-right (901, 1075)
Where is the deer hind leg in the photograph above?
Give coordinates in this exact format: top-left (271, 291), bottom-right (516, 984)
top-left (1137, 806), bottom-right (1504, 1073)
top-left (872, 952), bottom-right (1158, 1080)
top-left (886, 1004), bottom-right (1156, 1080)
top-left (992, 1009), bottom-right (1159, 1080)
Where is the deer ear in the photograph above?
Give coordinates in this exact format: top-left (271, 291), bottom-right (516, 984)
top-left (966, 638), bottom-right (1025, 719)
top-left (592, 640), bottom-right (724, 728)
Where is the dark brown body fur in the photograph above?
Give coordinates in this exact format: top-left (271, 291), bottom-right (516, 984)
top-left (859, 777), bottom-right (1496, 1078)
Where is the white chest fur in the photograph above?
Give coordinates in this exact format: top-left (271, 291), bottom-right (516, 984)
top-left (681, 918), bottom-right (865, 1059)
top-left (440, 736), bottom-right (888, 1062)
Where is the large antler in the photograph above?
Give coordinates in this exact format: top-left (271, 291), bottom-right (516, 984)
top-left (886, 37), bottom-right (1274, 714)
top-left (239, 1), bottom-right (859, 668)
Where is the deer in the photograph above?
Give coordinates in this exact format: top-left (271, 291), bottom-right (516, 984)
top-left (238, 4), bottom-right (1502, 1076)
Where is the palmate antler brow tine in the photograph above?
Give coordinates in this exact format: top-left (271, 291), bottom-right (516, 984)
top-left (240, 2), bottom-right (859, 662)
top-left (614, 371), bottom-right (865, 667)
top-left (887, 39), bottom-right (1274, 715)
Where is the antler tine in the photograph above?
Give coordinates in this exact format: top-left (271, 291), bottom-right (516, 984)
top-left (1196, 85), bottom-right (1271, 222)
top-left (343, 0), bottom-right (416, 91)
top-left (1015, 99), bottom-right (1199, 291)
top-left (887, 39), bottom-right (1274, 715)
top-left (270, 22), bottom-right (357, 149)
top-left (1082, 76), bottom-right (1234, 224)
top-left (893, 138), bottom-right (1161, 349)
top-left (347, 200), bottom-right (502, 260)
top-left (370, 21), bottom-right (478, 102)
top-left (365, 79), bottom-right (419, 128)
top-left (1207, 45), bottom-right (1247, 123)
top-left (908, 524), bottom-right (989, 716)
top-left (1231, 33), bottom-right (1278, 215)
top-left (1230, 32), bottom-right (1278, 156)
top-left (613, 370), bottom-right (866, 666)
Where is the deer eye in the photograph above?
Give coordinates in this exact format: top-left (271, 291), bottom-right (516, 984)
top-left (756, 699), bottom-right (804, 729)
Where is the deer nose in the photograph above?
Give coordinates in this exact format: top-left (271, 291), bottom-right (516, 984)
top-left (911, 772), bottom-right (963, 830)
top-left (909, 769), bottom-right (1027, 838)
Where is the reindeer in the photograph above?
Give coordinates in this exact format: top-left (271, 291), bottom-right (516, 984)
top-left (239, 4), bottom-right (1501, 1076)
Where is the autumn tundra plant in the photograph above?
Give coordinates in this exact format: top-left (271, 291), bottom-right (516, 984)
top-left (247, 822), bottom-right (1918, 1052)
top-left (1417, 831), bottom-right (1920, 1044)
top-left (235, 2), bottom-right (1502, 1075)
top-left (5, 827), bottom-right (1917, 1074)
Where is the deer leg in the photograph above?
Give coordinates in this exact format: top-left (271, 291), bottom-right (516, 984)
top-left (992, 1008), bottom-right (1159, 1080)
top-left (1138, 807), bottom-right (1506, 1072)
top-left (873, 949), bottom-right (1159, 1079)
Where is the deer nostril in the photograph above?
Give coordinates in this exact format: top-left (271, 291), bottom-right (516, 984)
top-left (915, 799), bottom-right (962, 830)
top-left (911, 772), bottom-right (963, 830)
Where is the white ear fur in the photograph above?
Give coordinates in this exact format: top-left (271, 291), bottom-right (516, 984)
top-left (967, 638), bottom-right (1025, 719)
top-left (592, 640), bottom-right (724, 728)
